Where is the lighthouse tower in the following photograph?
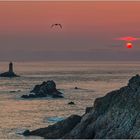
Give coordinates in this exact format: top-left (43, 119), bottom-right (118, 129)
top-left (0, 62), bottom-right (19, 77)
top-left (9, 62), bottom-right (13, 73)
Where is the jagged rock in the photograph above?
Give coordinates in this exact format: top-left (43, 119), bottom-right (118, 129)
top-left (23, 115), bottom-right (81, 139)
top-left (128, 74), bottom-right (140, 91)
top-left (23, 75), bottom-right (140, 139)
top-left (21, 80), bottom-right (64, 99)
top-left (0, 62), bottom-right (19, 78)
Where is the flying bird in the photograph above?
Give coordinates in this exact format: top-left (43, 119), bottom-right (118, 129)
top-left (51, 24), bottom-right (62, 29)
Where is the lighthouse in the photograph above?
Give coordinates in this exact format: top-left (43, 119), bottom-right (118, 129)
top-left (9, 62), bottom-right (13, 73)
top-left (0, 62), bottom-right (19, 77)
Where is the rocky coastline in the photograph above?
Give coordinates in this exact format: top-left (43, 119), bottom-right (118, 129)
top-left (23, 74), bottom-right (140, 139)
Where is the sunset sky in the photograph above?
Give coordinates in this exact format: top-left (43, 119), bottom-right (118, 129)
top-left (0, 1), bottom-right (140, 61)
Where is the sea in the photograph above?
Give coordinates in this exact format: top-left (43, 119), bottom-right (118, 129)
top-left (0, 61), bottom-right (140, 139)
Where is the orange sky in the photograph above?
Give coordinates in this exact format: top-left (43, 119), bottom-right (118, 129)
top-left (0, 1), bottom-right (140, 61)
top-left (0, 1), bottom-right (140, 34)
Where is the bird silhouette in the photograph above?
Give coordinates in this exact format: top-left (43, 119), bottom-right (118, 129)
top-left (51, 24), bottom-right (62, 29)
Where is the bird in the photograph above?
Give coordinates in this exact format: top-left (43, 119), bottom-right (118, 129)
top-left (51, 23), bottom-right (62, 29)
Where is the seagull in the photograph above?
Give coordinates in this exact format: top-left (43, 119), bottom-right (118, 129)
top-left (51, 23), bottom-right (62, 29)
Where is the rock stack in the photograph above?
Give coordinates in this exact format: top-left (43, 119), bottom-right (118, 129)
top-left (23, 74), bottom-right (140, 139)
top-left (21, 80), bottom-right (63, 99)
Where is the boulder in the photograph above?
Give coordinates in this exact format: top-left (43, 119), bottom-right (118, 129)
top-left (23, 75), bottom-right (140, 139)
top-left (21, 80), bottom-right (64, 99)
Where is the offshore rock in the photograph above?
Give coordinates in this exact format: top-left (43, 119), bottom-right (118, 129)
top-left (21, 80), bottom-right (63, 99)
top-left (23, 75), bottom-right (140, 139)
top-left (68, 101), bottom-right (75, 105)
top-left (0, 62), bottom-right (19, 77)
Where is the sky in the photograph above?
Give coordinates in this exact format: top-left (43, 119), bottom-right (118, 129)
top-left (0, 1), bottom-right (140, 61)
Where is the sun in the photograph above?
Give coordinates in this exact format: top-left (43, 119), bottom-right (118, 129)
top-left (126, 43), bottom-right (133, 49)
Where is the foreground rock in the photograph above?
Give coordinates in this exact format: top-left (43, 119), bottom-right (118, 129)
top-left (23, 75), bottom-right (140, 139)
top-left (0, 62), bottom-right (19, 77)
top-left (23, 115), bottom-right (81, 138)
top-left (21, 80), bottom-right (63, 99)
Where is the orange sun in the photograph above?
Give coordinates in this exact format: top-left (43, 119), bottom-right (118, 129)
top-left (126, 43), bottom-right (133, 49)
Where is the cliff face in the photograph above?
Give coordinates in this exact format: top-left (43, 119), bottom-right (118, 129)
top-left (24, 75), bottom-right (140, 139)
top-left (64, 74), bottom-right (140, 139)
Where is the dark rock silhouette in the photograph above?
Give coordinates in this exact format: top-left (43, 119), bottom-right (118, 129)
top-left (0, 62), bottom-right (19, 77)
top-left (74, 87), bottom-right (78, 89)
top-left (68, 101), bottom-right (75, 105)
top-left (23, 75), bottom-right (140, 139)
top-left (21, 80), bottom-right (64, 99)
top-left (23, 115), bottom-right (81, 138)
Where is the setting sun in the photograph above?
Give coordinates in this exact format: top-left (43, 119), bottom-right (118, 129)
top-left (127, 42), bottom-right (133, 49)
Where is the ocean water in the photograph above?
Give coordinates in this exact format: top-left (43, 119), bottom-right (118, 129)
top-left (0, 61), bottom-right (140, 138)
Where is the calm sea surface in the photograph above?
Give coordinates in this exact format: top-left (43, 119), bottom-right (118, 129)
top-left (0, 61), bottom-right (140, 138)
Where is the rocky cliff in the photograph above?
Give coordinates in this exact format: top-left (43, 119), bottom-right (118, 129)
top-left (23, 74), bottom-right (140, 139)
